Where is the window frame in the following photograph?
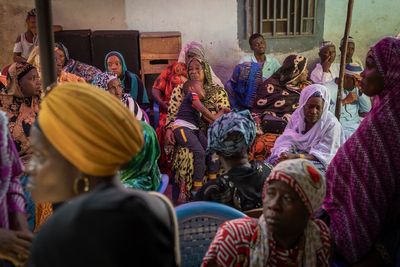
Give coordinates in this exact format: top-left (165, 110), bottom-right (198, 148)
top-left (237, 0), bottom-right (326, 53)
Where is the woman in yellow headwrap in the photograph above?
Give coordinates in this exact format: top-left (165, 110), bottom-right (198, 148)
top-left (27, 83), bottom-right (179, 267)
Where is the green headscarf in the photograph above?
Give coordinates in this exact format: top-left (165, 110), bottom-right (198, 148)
top-left (119, 121), bottom-right (161, 191)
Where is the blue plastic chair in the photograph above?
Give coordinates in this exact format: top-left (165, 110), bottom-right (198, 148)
top-left (157, 174), bottom-right (169, 194)
top-left (175, 201), bottom-right (247, 267)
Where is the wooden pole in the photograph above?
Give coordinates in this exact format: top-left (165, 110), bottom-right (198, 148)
top-left (35, 0), bottom-right (57, 91)
top-left (335, 0), bottom-right (355, 120)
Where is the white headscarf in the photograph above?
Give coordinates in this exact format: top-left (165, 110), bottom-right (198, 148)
top-left (178, 41), bottom-right (224, 87)
top-left (270, 84), bottom-right (345, 167)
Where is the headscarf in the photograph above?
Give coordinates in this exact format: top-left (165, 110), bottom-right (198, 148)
top-left (250, 159), bottom-right (329, 267)
top-left (91, 72), bottom-right (118, 90)
top-left (54, 42), bottom-right (70, 67)
top-left (104, 51), bottom-right (130, 84)
top-left (207, 110), bottom-right (256, 157)
top-left (270, 84), bottom-right (345, 167)
top-left (6, 62), bottom-right (36, 98)
top-left (273, 54), bottom-right (308, 85)
top-left (38, 83), bottom-right (144, 176)
top-left (0, 111), bottom-right (25, 229)
top-left (324, 37), bottom-right (400, 263)
top-left (340, 36), bottom-right (355, 48)
top-left (152, 62), bottom-right (187, 103)
top-left (344, 62), bottom-right (363, 80)
top-left (179, 41), bottom-right (224, 87)
top-left (119, 121), bottom-right (161, 191)
top-left (27, 46), bottom-right (41, 75)
top-left (225, 62), bottom-right (262, 109)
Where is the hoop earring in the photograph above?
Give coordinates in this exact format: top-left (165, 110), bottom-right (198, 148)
top-left (73, 176), bottom-right (90, 195)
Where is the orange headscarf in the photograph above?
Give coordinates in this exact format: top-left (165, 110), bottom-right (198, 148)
top-left (38, 82), bottom-right (143, 176)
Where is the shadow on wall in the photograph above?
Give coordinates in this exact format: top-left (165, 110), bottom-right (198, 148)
top-left (0, 2), bottom-right (33, 69)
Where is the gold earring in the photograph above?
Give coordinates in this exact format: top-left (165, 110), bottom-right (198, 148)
top-left (73, 176), bottom-right (90, 195)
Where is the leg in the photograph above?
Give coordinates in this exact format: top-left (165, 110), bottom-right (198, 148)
top-left (173, 128), bottom-right (206, 188)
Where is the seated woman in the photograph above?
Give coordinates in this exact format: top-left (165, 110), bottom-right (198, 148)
top-left (202, 159), bottom-right (331, 267)
top-left (250, 54), bottom-right (311, 160)
top-left (28, 83), bottom-right (179, 267)
top-left (0, 111), bottom-right (32, 267)
top-left (324, 37), bottom-right (400, 266)
top-left (55, 42), bottom-right (101, 83)
top-left (104, 51), bottom-right (149, 108)
top-left (119, 121), bottom-right (162, 191)
top-left (196, 110), bottom-right (271, 212)
top-left (224, 62), bottom-right (263, 110)
top-left (164, 56), bottom-right (230, 203)
top-left (267, 84), bottom-right (344, 174)
top-left (92, 72), bottom-right (148, 123)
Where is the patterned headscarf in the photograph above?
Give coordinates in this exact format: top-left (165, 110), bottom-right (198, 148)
top-left (178, 41), bottom-right (205, 63)
top-left (5, 62), bottom-right (36, 98)
top-left (226, 62), bottom-right (263, 109)
top-left (207, 110), bottom-right (256, 157)
top-left (324, 37), bottom-right (400, 263)
top-left (92, 72), bottom-right (118, 90)
top-left (38, 82), bottom-right (144, 176)
top-left (273, 54), bottom-right (308, 85)
top-left (251, 159), bottom-right (329, 267)
top-left (119, 121), bottom-right (161, 191)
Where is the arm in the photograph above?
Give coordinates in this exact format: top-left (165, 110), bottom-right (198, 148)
top-left (310, 64), bottom-right (333, 84)
top-left (192, 98), bottom-right (218, 123)
top-left (166, 85), bottom-right (184, 128)
top-left (152, 88), bottom-right (168, 111)
top-left (358, 91), bottom-right (372, 115)
top-left (13, 36), bottom-right (26, 62)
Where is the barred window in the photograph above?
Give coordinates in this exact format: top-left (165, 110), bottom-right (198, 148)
top-left (254, 0), bottom-right (317, 37)
top-left (238, 0), bottom-right (324, 52)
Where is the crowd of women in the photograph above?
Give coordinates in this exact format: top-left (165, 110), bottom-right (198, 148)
top-left (0, 8), bottom-right (399, 266)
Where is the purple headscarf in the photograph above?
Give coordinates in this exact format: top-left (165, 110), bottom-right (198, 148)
top-left (324, 37), bottom-right (400, 263)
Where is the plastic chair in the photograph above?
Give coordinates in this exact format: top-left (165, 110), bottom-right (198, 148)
top-left (157, 174), bottom-right (169, 194)
top-left (175, 201), bottom-right (247, 267)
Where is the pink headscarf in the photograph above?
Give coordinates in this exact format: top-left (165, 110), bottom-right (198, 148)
top-left (324, 37), bottom-right (400, 263)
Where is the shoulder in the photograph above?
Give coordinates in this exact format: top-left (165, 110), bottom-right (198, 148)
top-left (240, 54), bottom-right (254, 63)
top-left (218, 217), bottom-right (258, 239)
top-left (267, 55), bottom-right (280, 64)
top-left (15, 34), bottom-right (22, 43)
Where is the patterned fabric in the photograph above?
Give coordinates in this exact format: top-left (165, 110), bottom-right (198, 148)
top-left (225, 62), bottom-right (263, 110)
top-left (249, 133), bottom-right (279, 161)
top-left (34, 203), bottom-right (53, 232)
top-left (207, 110), bottom-right (256, 157)
top-left (104, 51), bottom-right (149, 105)
top-left (119, 121), bottom-right (161, 191)
top-left (269, 84), bottom-right (345, 168)
top-left (152, 62), bottom-right (187, 174)
top-left (202, 159), bottom-right (330, 267)
top-left (167, 58), bottom-right (230, 199)
top-left (177, 41), bottom-right (224, 87)
top-left (58, 71), bottom-right (86, 84)
top-left (56, 42), bottom-right (101, 83)
top-left (0, 111), bottom-right (25, 229)
top-left (91, 72), bottom-right (118, 90)
top-left (38, 83), bottom-right (144, 176)
top-left (252, 55), bottom-right (310, 123)
top-left (121, 93), bottom-right (148, 123)
top-left (324, 37), bottom-right (400, 263)
top-left (0, 62), bottom-right (40, 165)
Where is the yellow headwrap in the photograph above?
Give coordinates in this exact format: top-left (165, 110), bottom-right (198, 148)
top-left (38, 82), bottom-right (144, 176)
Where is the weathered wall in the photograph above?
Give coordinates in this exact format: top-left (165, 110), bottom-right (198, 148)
top-left (1, 0), bottom-right (399, 83)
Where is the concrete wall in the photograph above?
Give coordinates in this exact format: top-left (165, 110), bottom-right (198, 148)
top-left (1, 0), bottom-right (399, 83)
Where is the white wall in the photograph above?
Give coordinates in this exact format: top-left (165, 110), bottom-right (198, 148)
top-left (124, 0), bottom-right (242, 83)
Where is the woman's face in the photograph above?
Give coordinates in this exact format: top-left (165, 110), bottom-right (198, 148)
top-left (107, 56), bottom-right (123, 77)
top-left (303, 96), bottom-right (324, 126)
top-left (263, 180), bottom-right (308, 241)
top-left (360, 50), bottom-right (385, 97)
top-left (188, 60), bottom-right (205, 83)
top-left (28, 127), bottom-right (79, 203)
top-left (107, 78), bottom-right (123, 100)
top-left (19, 68), bottom-right (41, 97)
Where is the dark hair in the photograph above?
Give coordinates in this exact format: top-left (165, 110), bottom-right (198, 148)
top-left (182, 80), bottom-right (201, 95)
top-left (249, 33), bottom-right (264, 47)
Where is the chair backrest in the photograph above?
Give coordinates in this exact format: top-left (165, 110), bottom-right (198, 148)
top-left (175, 201), bottom-right (247, 267)
top-left (157, 174), bottom-right (169, 194)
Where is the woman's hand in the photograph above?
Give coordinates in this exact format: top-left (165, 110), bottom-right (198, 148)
top-left (277, 152), bottom-right (297, 163)
top-left (165, 128), bottom-right (176, 145)
top-left (0, 229), bottom-right (33, 266)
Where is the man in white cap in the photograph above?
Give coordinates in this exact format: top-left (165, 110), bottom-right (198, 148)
top-left (310, 41), bottom-right (340, 84)
top-left (339, 36), bottom-right (364, 67)
top-left (325, 63), bottom-right (371, 139)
